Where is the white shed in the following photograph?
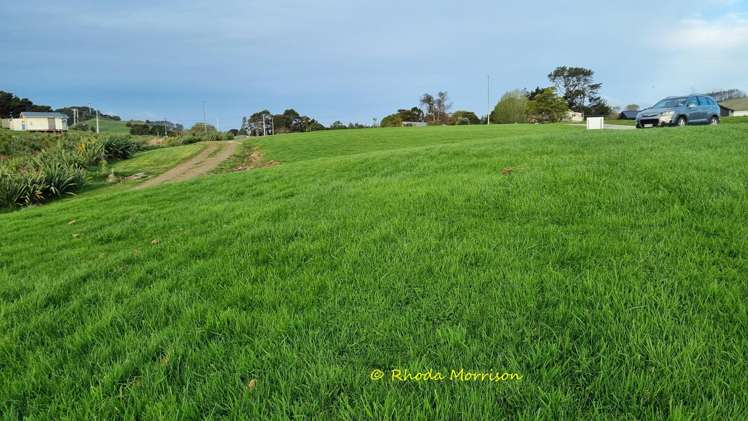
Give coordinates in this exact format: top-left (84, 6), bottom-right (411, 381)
top-left (9, 112), bottom-right (69, 132)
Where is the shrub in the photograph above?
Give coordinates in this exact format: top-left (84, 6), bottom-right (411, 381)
top-left (99, 135), bottom-right (140, 160)
top-left (75, 141), bottom-right (106, 167)
top-left (0, 153), bottom-right (86, 208)
top-left (491, 90), bottom-right (528, 124)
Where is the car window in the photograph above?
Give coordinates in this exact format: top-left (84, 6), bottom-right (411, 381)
top-left (687, 97), bottom-right (699, 106)
top-left (704, 97), bottom-right (715, 106)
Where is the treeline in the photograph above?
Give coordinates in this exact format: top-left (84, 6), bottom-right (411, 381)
top-left (0, 91), bottom-right (121, 123)
top-left (127, 120), bottom-right (184, 136)
top-left (0, 91), bottom-right (53, 117)
top-left (380, 66), bottom-right (615, 126)
top-left (241, 109), bottom-right (370, 135)
top-left (705, 89), bottom-right (746, 103)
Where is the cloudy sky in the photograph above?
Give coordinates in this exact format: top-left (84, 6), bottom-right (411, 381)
top-left (2, 0), bottom-right (746, 128)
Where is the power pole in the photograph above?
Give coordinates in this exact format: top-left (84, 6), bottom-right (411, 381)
top-left (203, 101), bottom-right (208, 134)
top-left (95, 109), bottom-right (100, 134)
top-left (262, 114), bottom-right (267, 136)
top-left (487, 75), bottom-right (491, 125)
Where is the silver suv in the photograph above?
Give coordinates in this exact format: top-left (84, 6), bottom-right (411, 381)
top-left (636, 95), bottom-right (721, 128)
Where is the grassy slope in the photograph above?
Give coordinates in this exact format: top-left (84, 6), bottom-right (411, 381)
top-left (1, 125), bottom-right (748, 418)
top-left (78, 118), bottom-right (131, 135)
top-left (110, 143), bottom-right (207, 177)
top-left (80, 143), bottom-right (209, 195)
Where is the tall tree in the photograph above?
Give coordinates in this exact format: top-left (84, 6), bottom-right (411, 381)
top-left (434, 91), bottom-right (452, 123)
top-left (419, 94), bottom-right (435, 122)
top-left (548, 66), bottom-right (610, 116)
top-left (526, 88), bottom-right (568, 123)
top-left (625, 104), bottom-right (640, 111)
top-left (491, 90), bottom-right (528, 124)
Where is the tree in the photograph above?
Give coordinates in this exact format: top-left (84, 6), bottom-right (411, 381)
top-left (548, 66), bottom-right (610, 116)
top-left (451, 110), bottom-right (480, 125)
top-left (433, 91), bottom-right (452, 123)
top-left (705, 89), bottom-right (746, 102)
top-left (190, 123), bottom-right (217, 133)
top-left (0, 91), bottom-right (52, 117)
top-left (526, 87), bottom-right (545, 101)
top-left (625, 104), bottom-right (640, 111)
top-left (526, 88), bottom-right (568, 123)
top-left (330, 121), bottom-right (348, 130)
top-left (419, 94), bottom-right (435, 121)
top-left (491, 90), bottom-right (528, 124)
top-left (380, 114), bottom-right (403, 127)
top-left (397, 107), bottom-right (424, 122)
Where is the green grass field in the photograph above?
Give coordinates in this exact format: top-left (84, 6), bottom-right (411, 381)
top-left (1, 124), bottom-right (747, 418)
top-left (605, 118), bottom-right (636, 126)
top-left (78, 118), bottom-right (131, 135)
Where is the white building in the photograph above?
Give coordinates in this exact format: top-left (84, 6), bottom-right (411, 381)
top-left (564, 111), bottom-right (584, 123)
top-left (7, 112), bottom-right (69, 132)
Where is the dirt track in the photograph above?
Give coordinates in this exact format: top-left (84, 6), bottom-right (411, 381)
top-left (135, 141), bottom-right (238, 190)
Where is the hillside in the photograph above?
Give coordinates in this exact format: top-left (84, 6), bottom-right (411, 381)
top-left (721, 97), bottom-right (748, 111)
top-left (1, 124), bottom-right (748, 418)
top-left (76, 118), bottom-right (131, 135)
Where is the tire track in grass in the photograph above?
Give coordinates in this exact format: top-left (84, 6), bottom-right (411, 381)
top-left (135, 141), bottom-right (238, 189)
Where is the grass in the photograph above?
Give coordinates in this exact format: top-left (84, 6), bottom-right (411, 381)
top-left (1, 124), bottom-right (747, 418)
top-left (81, 143), bottom-right (208, 194)
top-left (110, 143), bottom-right (207, 177)
top-left (723, 116), bottom-right (748, 124)
top-left (210, 140), bottom-right (254, 174)
top-left (77, 118), bottom-right (131, 135)
top-left (605, 118), bottom-right (636, 126)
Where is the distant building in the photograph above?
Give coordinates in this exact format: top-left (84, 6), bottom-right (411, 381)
top-left (402, 121), bottom-right (427, 127)
top-left (564, 111), bottom-right (584, 123)
top-left (719, 98), bottom-right (748, 117)
top-left (7, 112), bottom-right (69, 132)
top-left (619, 110), bottom-right (639, 120)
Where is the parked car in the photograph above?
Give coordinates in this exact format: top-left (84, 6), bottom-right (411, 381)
top-left (636, 95), bottom-right (721, 128)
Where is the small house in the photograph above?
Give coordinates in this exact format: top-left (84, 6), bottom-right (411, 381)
top-left (8, 112), bottom-right (69, 132)
top-left (619, 110), bottom-right (639, 120)
top-left (564, 111), bottom-right (584, 123)
top-left (719, 98), bottom-right (748, 118)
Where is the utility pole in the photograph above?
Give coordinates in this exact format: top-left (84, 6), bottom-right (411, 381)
top-left (262, 114), bottom-right (267, 136)
top-left (203, 101), bottom-right (208, 134)
top-left (270, 115), bottom-right (275, 136)
top-left (164, 117), bottom-right (168, 137)
top-left (487, 75), bottom-right (491, 125)
top-left (95, 109), bottom-right (100, 134)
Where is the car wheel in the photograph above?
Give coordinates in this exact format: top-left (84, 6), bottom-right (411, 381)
top-left (676, 116), bottom-right (687, 127)
top-left (710, 116), bottom-right (719, 125)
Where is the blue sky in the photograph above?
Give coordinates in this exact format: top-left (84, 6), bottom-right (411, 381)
top-left (2, 0), bottom-right (746, 128)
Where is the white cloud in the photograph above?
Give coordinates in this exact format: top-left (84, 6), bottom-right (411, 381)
top-left (665, 14), bottom-right (748, 50)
